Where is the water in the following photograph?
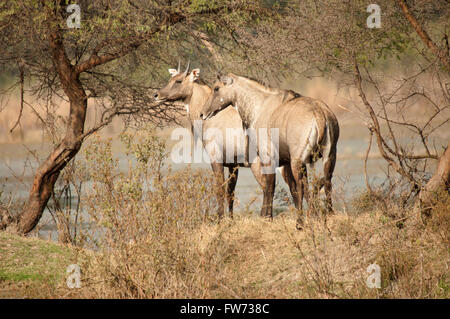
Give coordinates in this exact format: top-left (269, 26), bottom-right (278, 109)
top-left (0, 134), bottom-right (404, 241)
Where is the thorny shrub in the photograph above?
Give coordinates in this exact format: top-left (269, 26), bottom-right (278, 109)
top-left (79, 127), bottom-right (223, 297)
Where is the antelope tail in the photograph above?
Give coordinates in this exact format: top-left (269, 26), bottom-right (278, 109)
top-left (313, 108), bottom-right (327, 146)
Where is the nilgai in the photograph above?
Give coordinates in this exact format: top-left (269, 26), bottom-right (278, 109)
top-left (200, 73), bottom-right (339, 228)
top-left (155, 63), bottom-right (289, 218)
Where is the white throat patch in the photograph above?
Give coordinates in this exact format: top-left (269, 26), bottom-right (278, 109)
top-left (184, 103), bottom-right (190, 113)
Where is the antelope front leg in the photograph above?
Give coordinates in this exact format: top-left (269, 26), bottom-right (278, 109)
top-left (250, 156), bottom-right (275, 219)
top-left (226, 166), bottom-right (239, 218)
top-left (261, 172), bottom-right (276, 219)
top-left (211, 162), bottom-right (225, 219)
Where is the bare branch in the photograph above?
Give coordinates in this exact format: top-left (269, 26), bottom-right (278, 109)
top-left (353, 57), bottom-right (418, 186)
top-left (397, 0), bottom-right (450, 70)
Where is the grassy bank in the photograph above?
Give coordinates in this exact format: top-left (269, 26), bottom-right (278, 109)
top-left (1, 200), bottom-right (448, 299)
top-left (0, 231), bottom-right (80, 298)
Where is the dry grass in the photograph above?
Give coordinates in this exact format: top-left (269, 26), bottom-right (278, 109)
top-left (65, 131), bottom-right (448, 299)
top-left (0, 194), bottom-right (448, 299)
top-left (74, 199), bottom-right (448, 299)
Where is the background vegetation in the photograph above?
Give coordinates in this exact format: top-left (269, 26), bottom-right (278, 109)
top-left (0, 0), bottom-right (448, 298)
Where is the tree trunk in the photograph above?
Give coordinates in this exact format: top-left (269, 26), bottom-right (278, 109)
top-left (418, 142), bottom-right (450, 216)
top-left (17, 97), bottom-right (87, 234)
top-left (17, 27), bottom-right (88, 235)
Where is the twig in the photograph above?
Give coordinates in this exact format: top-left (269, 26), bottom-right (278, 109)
top-left (364, 129), bottom-right (374, 194)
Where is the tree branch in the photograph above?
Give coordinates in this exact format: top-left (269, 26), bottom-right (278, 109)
top-left (353, 57), bottom-right (418, 186)
top-left (74, 11), bottom-right (185, 75)
top-left (397, 0), bottom-right (450, 70)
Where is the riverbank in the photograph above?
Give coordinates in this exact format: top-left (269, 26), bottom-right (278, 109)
top-left (0, 231), bottom-right (79, 298)
top-left (1, 197), bottom-right (448, 298)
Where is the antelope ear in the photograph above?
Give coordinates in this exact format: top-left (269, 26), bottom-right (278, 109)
top-left (168, 69), bottom-right (178, 77)
top-left (220, 75), bottom-right (233, 86)
top-left (190, 69), bottom-right (200, 82)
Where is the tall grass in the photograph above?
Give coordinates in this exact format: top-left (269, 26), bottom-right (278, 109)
top-left (64, 128), bottom-right (449, 299)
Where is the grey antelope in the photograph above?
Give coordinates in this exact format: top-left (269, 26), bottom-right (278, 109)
top-left (200, 73), bottom-right (340, 229)
top-left (154, 63), bottom-right (289, 218)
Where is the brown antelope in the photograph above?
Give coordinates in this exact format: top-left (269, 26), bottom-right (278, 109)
top-left (200, 73), bottom-right (340, 229)
top-left (154, 63), bottom-right (287, 218)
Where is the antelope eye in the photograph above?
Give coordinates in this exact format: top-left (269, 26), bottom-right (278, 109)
top-left (214, 87), bottom-right (219, 92)
top-left (175, 80), bottom-right (182, 84)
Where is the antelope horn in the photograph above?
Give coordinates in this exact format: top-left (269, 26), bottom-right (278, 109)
top-left (177, 60), bottom-right (181, 73)
top-left (184, 60), bottom-right (190, 74)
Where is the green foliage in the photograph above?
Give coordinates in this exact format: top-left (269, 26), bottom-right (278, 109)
top-left (120, 127), bottom-right (166, 168)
